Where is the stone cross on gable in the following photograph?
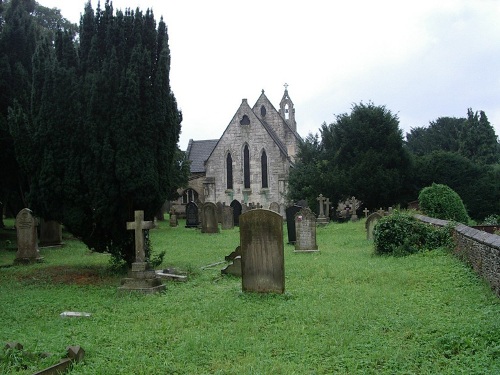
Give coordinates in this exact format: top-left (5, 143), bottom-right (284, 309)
top-left (317, 194), bottom-right (326, 217)
top-left (126, 210), bottom-right (154, 263)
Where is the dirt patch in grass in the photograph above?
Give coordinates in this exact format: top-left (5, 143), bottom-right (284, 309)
top-left (17, 266), bottom-right (119, 285)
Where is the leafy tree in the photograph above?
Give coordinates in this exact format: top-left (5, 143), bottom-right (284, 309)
top-left (460, 108), bottom-right (499, 165)
top-left (406, 117), bottom-right (465, 156)
top-left (9, 1), bottom-right (183, 265)
top-left (412, 151), bottom-right (500, 220)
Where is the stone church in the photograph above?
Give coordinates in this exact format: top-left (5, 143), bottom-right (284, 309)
top-left (172, 87), bottom-right (302, 217)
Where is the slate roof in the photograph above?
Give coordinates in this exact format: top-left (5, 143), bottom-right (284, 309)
top-left (186, 139), bottom-right (218, 173)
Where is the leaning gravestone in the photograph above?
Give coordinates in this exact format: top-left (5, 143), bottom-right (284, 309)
top-left (365, 212), bottom-right (383, 240)
top-left (39, 218), bottom-right (63, 247)
top-left (119, 210), bottom-right (165, 293)
top-left (295, 207), bottom-right (319, 252)
top-left (240, 209), bottom-right (285, 294)
top-left (15, 208), bottom-right (43, 264)
top-left (221, 205), bottom-right (234, 230)
top-left (285, 204), bottom-right (302, 244)
top-left (201, 202), bottom-right (219, 233)
top-left (185, 201), bottom-right (199, 228)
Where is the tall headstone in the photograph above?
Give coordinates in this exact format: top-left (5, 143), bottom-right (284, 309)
top-left (285, 204), bottom-right (302, 244)
top-left (119, 210), bottom-right (165, 293)
top-left (240, 209), bottom-right (285, 294)
top-left (185, 201), bottom-right (199, 228)
top-left (365, 212), bottom-right (383, 240)
top-left (221, 206), bottom-right (234, 230)
top-left (294, 207), bottom-right (319, 252)
top-left (39, 219), bottom-right (63, 247)
top-left (15, 208), bottom-right (42, 264)
top-left (201, 202), bottom-right (219, 233)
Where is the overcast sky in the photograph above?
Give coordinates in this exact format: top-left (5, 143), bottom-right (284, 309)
top-left (40, 0), bottom-right (500, 150)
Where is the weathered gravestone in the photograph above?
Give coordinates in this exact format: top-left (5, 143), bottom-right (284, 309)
top-left (295, 207), bottom-right (319, 252)
top-left (216, 202), bottom-right (223, 224)
top-left (39, 219), bottom-right (63, 247)
top-left (201, 202), bottom-right (219, 233)
top-left (15, 208), bottom-right (42, 264)
top-left (240, 209), bottom-right (285, 294)
top-left (119, 210), bottom-right (165, 293)
top-left (221, 246), bottom-right (242, 277)
top-left (285, 204), bottom-right (302, 244)
top-left (221, 205), bottom-right (234, 230)
top-left (185, 201), bottom-right (199, 228)
top-left (365, 212), bottom-right (383, 240)
top-left (169, 208), bottom-right (178, 227)
top-left (230, 200), bottom-right (242, 226)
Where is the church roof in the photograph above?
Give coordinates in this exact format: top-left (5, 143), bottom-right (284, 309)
top-left (186, 139), bottom-right (218, 173)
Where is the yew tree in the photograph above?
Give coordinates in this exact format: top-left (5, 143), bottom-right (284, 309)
top-left (9, 1), bottom-right (183, 265)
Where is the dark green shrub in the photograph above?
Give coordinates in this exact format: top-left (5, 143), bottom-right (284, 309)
top-left (373, 210), bottom-right (452, 256)
top-left (418, 183), bottom-right (470, 224)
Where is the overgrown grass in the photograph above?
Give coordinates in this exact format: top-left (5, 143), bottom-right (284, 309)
top-left (1, 218), bottom-right (499, 374)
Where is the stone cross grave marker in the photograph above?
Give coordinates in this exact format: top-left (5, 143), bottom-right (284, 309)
top-left (240, 209), bottom-right (285, 294)
top-left (15, 208), bottom-right (42, 264)
top-left (294, 207), bottom-right (319, 252)
top-left (363, 208), bottom-right (370, 218)
top-left (317, 194), bottom-right (326, 217)
top-left (126, 210), bottom-right (154, 263)
top-left (350, 196), bottom-right (361, 222)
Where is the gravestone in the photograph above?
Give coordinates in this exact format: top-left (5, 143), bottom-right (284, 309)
top-left (363, 208), bottom-right (370, 218)
top-left (14, 208), bottom-right (43, 264)
top-left (240, 209), bottom-right (285, 294)
top-left (316, 194), bottom-right (329, 225)
top-left (185, 201), bottom-right (199, 228)
top-left (119, 210), bottom-right (165, 293)
top-left (221, 246), bottom-right (242, 277)
top-left (230, 200), bottom-right (242, 226)
top-left (221, 205), bottom-right (234, 230)
top-left (295, 207), bottom-right (319, 252)
top-left (169, 208), bottom-right (178, 227)
top-left (269, 202), bottom-right (280, 213)
top-left (201, 202), bottom-right (219, 233)
top-left (216, 202), bottom-right (223, 224)
top-left (285, 204), bottom-right (302, 244)
top-left (365, 212), bottom-right (383, 240)
top-left (39, 219), bottom-right (63, 247)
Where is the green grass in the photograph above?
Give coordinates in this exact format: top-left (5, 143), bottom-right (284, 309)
top-left (1, 218), bottom-right (499, 374)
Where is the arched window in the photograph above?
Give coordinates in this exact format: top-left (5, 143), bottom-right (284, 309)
top-left (182, 188), bottom-right (198, 204)
top-left (243, 145), bottom-right (250, 189)
top-left (284, 104), bottom-right (290, 120)
top-left (260, 105), bottom-right (266, 117)
top-left (261, 150), bottom-right (268, 188)
top-left (226, 153), bottom-right (233, 190)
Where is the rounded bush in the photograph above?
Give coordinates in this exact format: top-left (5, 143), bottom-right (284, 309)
top-left (373, 210), bottom-right (452, 256)
top-left (418, 183), bottom-right (469, 224)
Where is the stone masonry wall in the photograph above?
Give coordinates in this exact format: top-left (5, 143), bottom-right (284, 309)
top-left (415, 214), bottom-right (500, 297)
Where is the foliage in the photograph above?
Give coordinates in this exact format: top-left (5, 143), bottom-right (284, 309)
top-left (1, 220), bottom-right (499, 374)
top-left (406, 116), bottom-right (465, 156)
top-left (289, 102), bottom-right (412, 212)
top-left (373, 210), bottom-right (453, 256)
top-left (460, 109), bottom-right (499, 165)
top-left (8, 1), bottom-right (183, 265)
top-left (411, 151), bottom-right (500, 220)
top-left (482, 214), bottom-right (500, 226)
top-left (418, 183), bottom-right (470, 224)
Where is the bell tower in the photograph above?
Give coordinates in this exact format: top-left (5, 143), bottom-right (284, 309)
top-left (279, 83), bottom-right (296, 132)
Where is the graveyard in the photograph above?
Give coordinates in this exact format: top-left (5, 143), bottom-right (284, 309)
top-left (1, 216), bottom-right (499, 374)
